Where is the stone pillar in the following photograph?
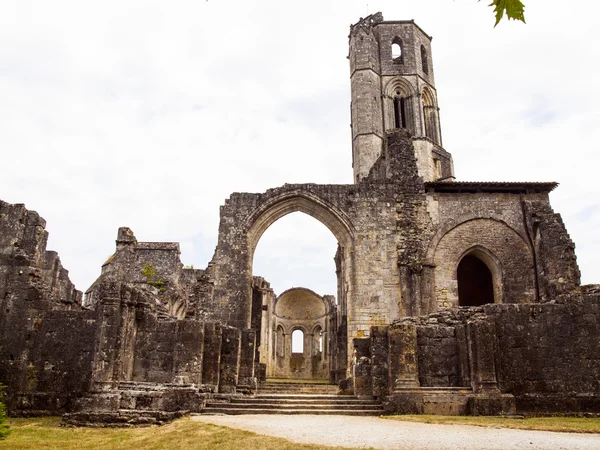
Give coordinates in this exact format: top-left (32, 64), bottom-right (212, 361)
top-left (389, 324), bottom-right (420, 390)
top-left (353, 338), bottom-right (373, 398)
top-left (90, 283), bottom-right (123, 388)
top-left (466, 319), bottom-right (516, 415)
top-left (398, 266), bottom-right (423, 317)
top-left (456, 324), bottom-right (471, 387)
top-left (201, 323), bottom-right (222, 391)
top-left (218, 326), bottom-right (241, 394)
top-left (173, 321), bottom-right (204, 385)
top-left (421, 264), bottom-right (436, 315)
top-left (370, 326), bottom-right (389, 397)
top-left (467, 320), bottom-right (499, 393)
top-left (237, 329), bottom-right (257, 393)
top-left (113, 302), bottom-right (136, 382)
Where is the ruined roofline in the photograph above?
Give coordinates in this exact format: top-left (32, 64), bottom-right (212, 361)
top-left (375, 20), bottom-right (432, 41)
top-left (349, 12), bottom-right (433, 41)
top-left (136, 242), bottom-right (180, 251)
top-left (425, 181), bottom-right (559, 194)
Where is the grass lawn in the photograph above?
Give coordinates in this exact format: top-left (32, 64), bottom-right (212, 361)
top-left (0, 417), bottom-right (354, 450)
top-left (383, 414), bottom-right (600, 434)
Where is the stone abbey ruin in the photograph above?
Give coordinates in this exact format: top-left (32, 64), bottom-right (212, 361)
top-left (1, 13), bottom-right (599, 424)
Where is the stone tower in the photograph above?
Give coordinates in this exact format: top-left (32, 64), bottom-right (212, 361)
top-left (349, 13), bottom-right (451, 182)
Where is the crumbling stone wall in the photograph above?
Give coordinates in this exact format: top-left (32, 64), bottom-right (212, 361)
top-left (522, 199), bottom-right (580, 301)
top-left (0, 201), bottom-right (92, 415)
top-left (360, 289), bottom-right (600, 414)
top-left (491, 289), bottom-right (600, 413)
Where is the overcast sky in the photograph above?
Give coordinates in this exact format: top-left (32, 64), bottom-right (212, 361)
top-left (1, 0), bottom-right (598, 298)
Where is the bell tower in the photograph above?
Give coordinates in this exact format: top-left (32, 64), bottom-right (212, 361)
top-left (349, 13), bottom-right (448, 182)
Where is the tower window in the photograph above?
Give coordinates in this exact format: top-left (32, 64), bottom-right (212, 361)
top-left (391, 37), bottom-right (403, 62)
top-left (393, 93), bottom-right (408, 129)
top-left (421, 45), bottom-right (429, 74)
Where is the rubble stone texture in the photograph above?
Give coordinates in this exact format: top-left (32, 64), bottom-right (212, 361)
top-left (0, 12), bottom-right (597, 423)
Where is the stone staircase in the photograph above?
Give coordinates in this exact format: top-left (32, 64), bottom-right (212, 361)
top-left (202, 380), bottom-right (384, 415)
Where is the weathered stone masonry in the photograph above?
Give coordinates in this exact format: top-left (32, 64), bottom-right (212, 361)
top-left (0, 11), bottom-right (597, 423)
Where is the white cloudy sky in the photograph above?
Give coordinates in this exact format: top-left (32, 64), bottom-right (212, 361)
top-left (1, 0), bottom-right (598, 298)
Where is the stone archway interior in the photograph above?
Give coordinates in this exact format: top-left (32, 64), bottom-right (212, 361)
top-left (267, 288), bottom-right (333, 380)
top-left (457, 254), bottom-right (494, 306)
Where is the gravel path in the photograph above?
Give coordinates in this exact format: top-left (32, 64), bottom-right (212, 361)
top-left (192, 414), bottom-right (600, 450)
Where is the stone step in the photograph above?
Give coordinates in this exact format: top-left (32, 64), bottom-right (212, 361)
top-left (199, 407), bottom-right (383, 416)
top-left (258, 385), bottom-right (339, 394)
top-left (212, 402), bottom-right (382, 410)
top-left (252, 394), bottom-right (353, 400)
top-left (258, 387), bottom-right (338, 391)
top-left (232, 398), bottom-right (378, 406)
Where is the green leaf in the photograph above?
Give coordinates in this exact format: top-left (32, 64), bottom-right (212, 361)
top-left (482, 0), bottom-right (526, 26)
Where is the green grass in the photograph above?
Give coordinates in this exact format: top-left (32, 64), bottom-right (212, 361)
top-left (382, 414), bottom-right (600, 434)
top-left (0, 417), bottom-right (355, 450)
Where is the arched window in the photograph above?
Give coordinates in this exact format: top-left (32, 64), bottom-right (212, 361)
top-left (291, 329), bottom-right (304, 354)
top-left (393, 90), bottom-right (408, 129)
top-left (422, 87), bottom-right (439, 145)
top-left (391, 37), bottom-right (403, 62)
top-left (457, 254), bottom-right (495, 306)
top-left (421, 45), bottom-right (429, 74)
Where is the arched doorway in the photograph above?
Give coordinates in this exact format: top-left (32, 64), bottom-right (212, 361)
top-left (244, 191), bottom-right (355, 381)
top-left (457, 253), bottom-right (495, 306)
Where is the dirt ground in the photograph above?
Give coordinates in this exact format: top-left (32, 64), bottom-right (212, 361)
top-left (192, 414), bottom-right (600, 450)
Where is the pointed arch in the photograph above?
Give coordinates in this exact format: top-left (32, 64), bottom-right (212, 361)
top-left (457, 246), bottom-right (502, 306)
top-left (429, 218), bottom-right (535, 308)
top-left (422, 86), bottom-right (440, 144)
top-left (246, 191), bottom-right (354, 261)
top-left (384, 77), bottom-right (416, 134)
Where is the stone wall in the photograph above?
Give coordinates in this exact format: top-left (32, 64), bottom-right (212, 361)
top-left (361, 289), bottom-right (600, 414)
top-left (0, 200), bottom-right (92, 415)
top-left (491, 289), bottom-right (600, 412)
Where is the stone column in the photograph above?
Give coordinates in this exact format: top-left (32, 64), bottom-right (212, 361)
top-left (173, 321), bottom-right (204, 385)
top-left (467, 319), bottom-right (500, 393)
top-left (370, 326), bottom-right (390, 397)
top-left (353, 338), bottom-right (373, 398)
top-left (201, 323), bottom-right (222, 391)
top-left (237, 329), bottom-right (257, 393)
top-left (90, 283), bottom-right (123, 388)
top-left (466, 319), bottom-right (516, 415)
top-left (456, 324), bottom-right (471, 387)
top-left (218, 326), bottom-right (241, 394)
top-left (389, 324), bottom-right (420, 391)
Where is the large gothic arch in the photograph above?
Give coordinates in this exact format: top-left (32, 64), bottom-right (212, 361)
top-left (245, 190), bottom-right (355, 261)
top-left (211, 185), bottom-right (358, 376)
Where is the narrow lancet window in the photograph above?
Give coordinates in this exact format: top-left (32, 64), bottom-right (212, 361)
top-left (393, 94), bottom-right (408, 129)
top-left (421, 45), bottom-right (429, 74)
